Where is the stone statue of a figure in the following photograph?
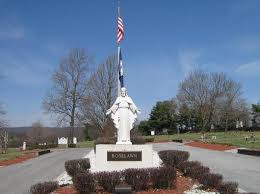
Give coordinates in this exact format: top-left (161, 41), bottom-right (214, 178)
top-left (106, 87), bottom-right (140, 144)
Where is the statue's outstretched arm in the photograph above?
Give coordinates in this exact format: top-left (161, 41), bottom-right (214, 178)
top-left (106, 97), bottom-right (120, 115)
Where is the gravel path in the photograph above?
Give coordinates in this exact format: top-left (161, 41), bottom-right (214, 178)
top-left (0, 148), bottom-right (91, 194)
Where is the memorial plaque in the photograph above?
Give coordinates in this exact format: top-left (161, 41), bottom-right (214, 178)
top-left (107, 151), bottom-right (142, 161)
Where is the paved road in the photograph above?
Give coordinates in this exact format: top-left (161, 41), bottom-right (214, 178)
top-left (153, 142), bottom-right (260, 193)
top-left (1, 144), bottom-right (259, 193)
top-left (0, 148), bottom-right (91, 194)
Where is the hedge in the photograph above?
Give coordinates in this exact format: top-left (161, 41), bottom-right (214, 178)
top-left (95, 171), bottom-right (121, 193)
top-left (73, 172), bottom-right (95, 194)
top-left (124, 168), bottom-right (150, 191)
top-left (159, 150), bottom-right (190, 167)
top-left (150, 166), bottom-right (177, 189)
top-left (65, 158), bottom-right (90, 178)
top-left (30, 181), bottom-right (58, 194)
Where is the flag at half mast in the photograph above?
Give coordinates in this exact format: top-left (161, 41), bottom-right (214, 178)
top-left (117, 8), bottom-right (124, 92)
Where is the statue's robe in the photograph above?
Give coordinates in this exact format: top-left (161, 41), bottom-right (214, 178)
top-left (108, 96), bottom-right (138, 144)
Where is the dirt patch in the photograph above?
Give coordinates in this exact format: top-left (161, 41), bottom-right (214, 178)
top-left (54, 175), bottom-right (194, 194)
top-left (54, 185), bottom-right (77, 194)
top-left (0, 151), bottom-right (37, 167)
top-left (185, 141), bottom-right (237, 151)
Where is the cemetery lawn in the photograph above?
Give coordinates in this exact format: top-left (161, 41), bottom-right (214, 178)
top-left (147, 131), bottom-right (260, 149)
top-left (78, 140), bottom-right (94, 148)
top-left (0, 148), bottom-right (23, 161)
top-left (79, 131), bottom-right (260, 149)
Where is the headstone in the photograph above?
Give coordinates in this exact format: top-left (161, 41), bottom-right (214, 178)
top-left (22, 142), bottom-right (26, 151)
top-left (73, 137), bottom-right (77, 144)
top-left (58, 137), bottom-right (68, 145)
top-left (236, 121), bottom-right (239, 129)
top-left (240, 121), bottom-right (243, 128)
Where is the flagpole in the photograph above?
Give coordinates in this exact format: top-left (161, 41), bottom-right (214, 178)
top-left (117, 5), bottom-right (121, 97)
top-left (117, 45), bottom-right (120, 97)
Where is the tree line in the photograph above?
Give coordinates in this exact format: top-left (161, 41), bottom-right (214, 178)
top-left (138, 70), bottom-right (260, 135)
top-left (1, 48), bottom-right (260, 147)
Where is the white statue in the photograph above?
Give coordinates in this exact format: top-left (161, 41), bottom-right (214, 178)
top-left (106, 87), bottom-right (140, 144)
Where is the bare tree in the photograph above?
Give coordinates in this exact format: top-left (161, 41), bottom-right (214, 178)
top-left (177, 70), bottom-right (235, 131)
top-left (26, 121), bottom-right (47, 144)
top-left (43, 48), bottom-right (92, 143)
top-left (213, 80), bottom-right (249, 131)
top-left (80, 55), bottom-right (117, 137)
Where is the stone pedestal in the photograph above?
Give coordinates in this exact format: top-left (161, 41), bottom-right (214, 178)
top-left (95, 144), bottom-right (154, 171)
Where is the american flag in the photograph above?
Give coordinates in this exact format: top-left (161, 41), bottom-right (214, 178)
top-left (117, 16), bottom-right (124, 43)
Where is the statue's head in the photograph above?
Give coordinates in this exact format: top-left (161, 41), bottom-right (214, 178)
top-left (121, 87), bottom-right (127, 97)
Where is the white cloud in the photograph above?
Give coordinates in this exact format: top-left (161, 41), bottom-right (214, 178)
top-left (235, 60), bottom-right (260, 76)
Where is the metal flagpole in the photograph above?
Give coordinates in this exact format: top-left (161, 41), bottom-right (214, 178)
top-left (117, 5), bottom-right (121, 97)
top-left (117, 45), bottom-right (121, 97)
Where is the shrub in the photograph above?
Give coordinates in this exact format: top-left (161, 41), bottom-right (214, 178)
top-left (178, 161), bottom-right (210, 182)
top-left (65, 158), bottom-right (90, 177)
top-left (124, 168), bottom-right (150, 191)
top-left (145, 137), bottom-right (155, 142)
top-left (30, 181), bottom-right (58, 194)
top-left (158, 150), bottom-right (190, 167)
top-left (68, 143), bottom-right (77, 148)
top-left (95, 171), bottom-right (121, 193)
top-left (172, 139), bottom-right (183, 143)
top-left (94, 137), bottom-right (116, 145)
top-left (73, 172), bottom-right (95, 194)
top-left (218, 181), bottom-right (238, 194)
top-left (38, 150), bottom-right (51, 156)
top-left (200, 173), bottom-right (223, 188)
top-left (28, 144), bottom-right (58, 150)
top-left (150, 166), bottom-right (177, 189)
top-left (131, 136), bottom-right (146, 144)
top-left (178, 161), bottom-right (201, 173)
top-left (94, 137), bottom-right (116, 152)
top-left (189, 165), bottom-right (210, 180)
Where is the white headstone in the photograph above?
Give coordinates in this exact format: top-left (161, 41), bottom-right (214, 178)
top-left (22, 142), bottom-right (26, 151)
top-left (73, 137), bottom-right (77, 144)
top-left (240, 121), bottom-right (243, 128)
top-left (58, 137), bottom-right (68, 145)
top-left (236, 121), bottom-right (239, 129)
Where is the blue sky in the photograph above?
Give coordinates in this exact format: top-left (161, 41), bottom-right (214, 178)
top-left (0, 0), bottom-right (260, 127)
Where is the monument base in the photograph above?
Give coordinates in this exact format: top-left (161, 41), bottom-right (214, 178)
top-left (95, 144), bottom-right (154, 171)
top-left (116, 141), bottom-right (132, 145)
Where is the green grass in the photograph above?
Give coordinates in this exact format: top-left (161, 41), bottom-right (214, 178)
top-left (78, 131), bottom-right (260, 149)
top-left (0, 148), bottom-right (23, 161)
top-left (78, 140), bottom-right (95, 148)
top-left (146, 131), bottom-right (260, 149)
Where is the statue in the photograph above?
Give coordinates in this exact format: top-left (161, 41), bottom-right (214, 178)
top-left (106, 87), bottom-right (140, 144)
